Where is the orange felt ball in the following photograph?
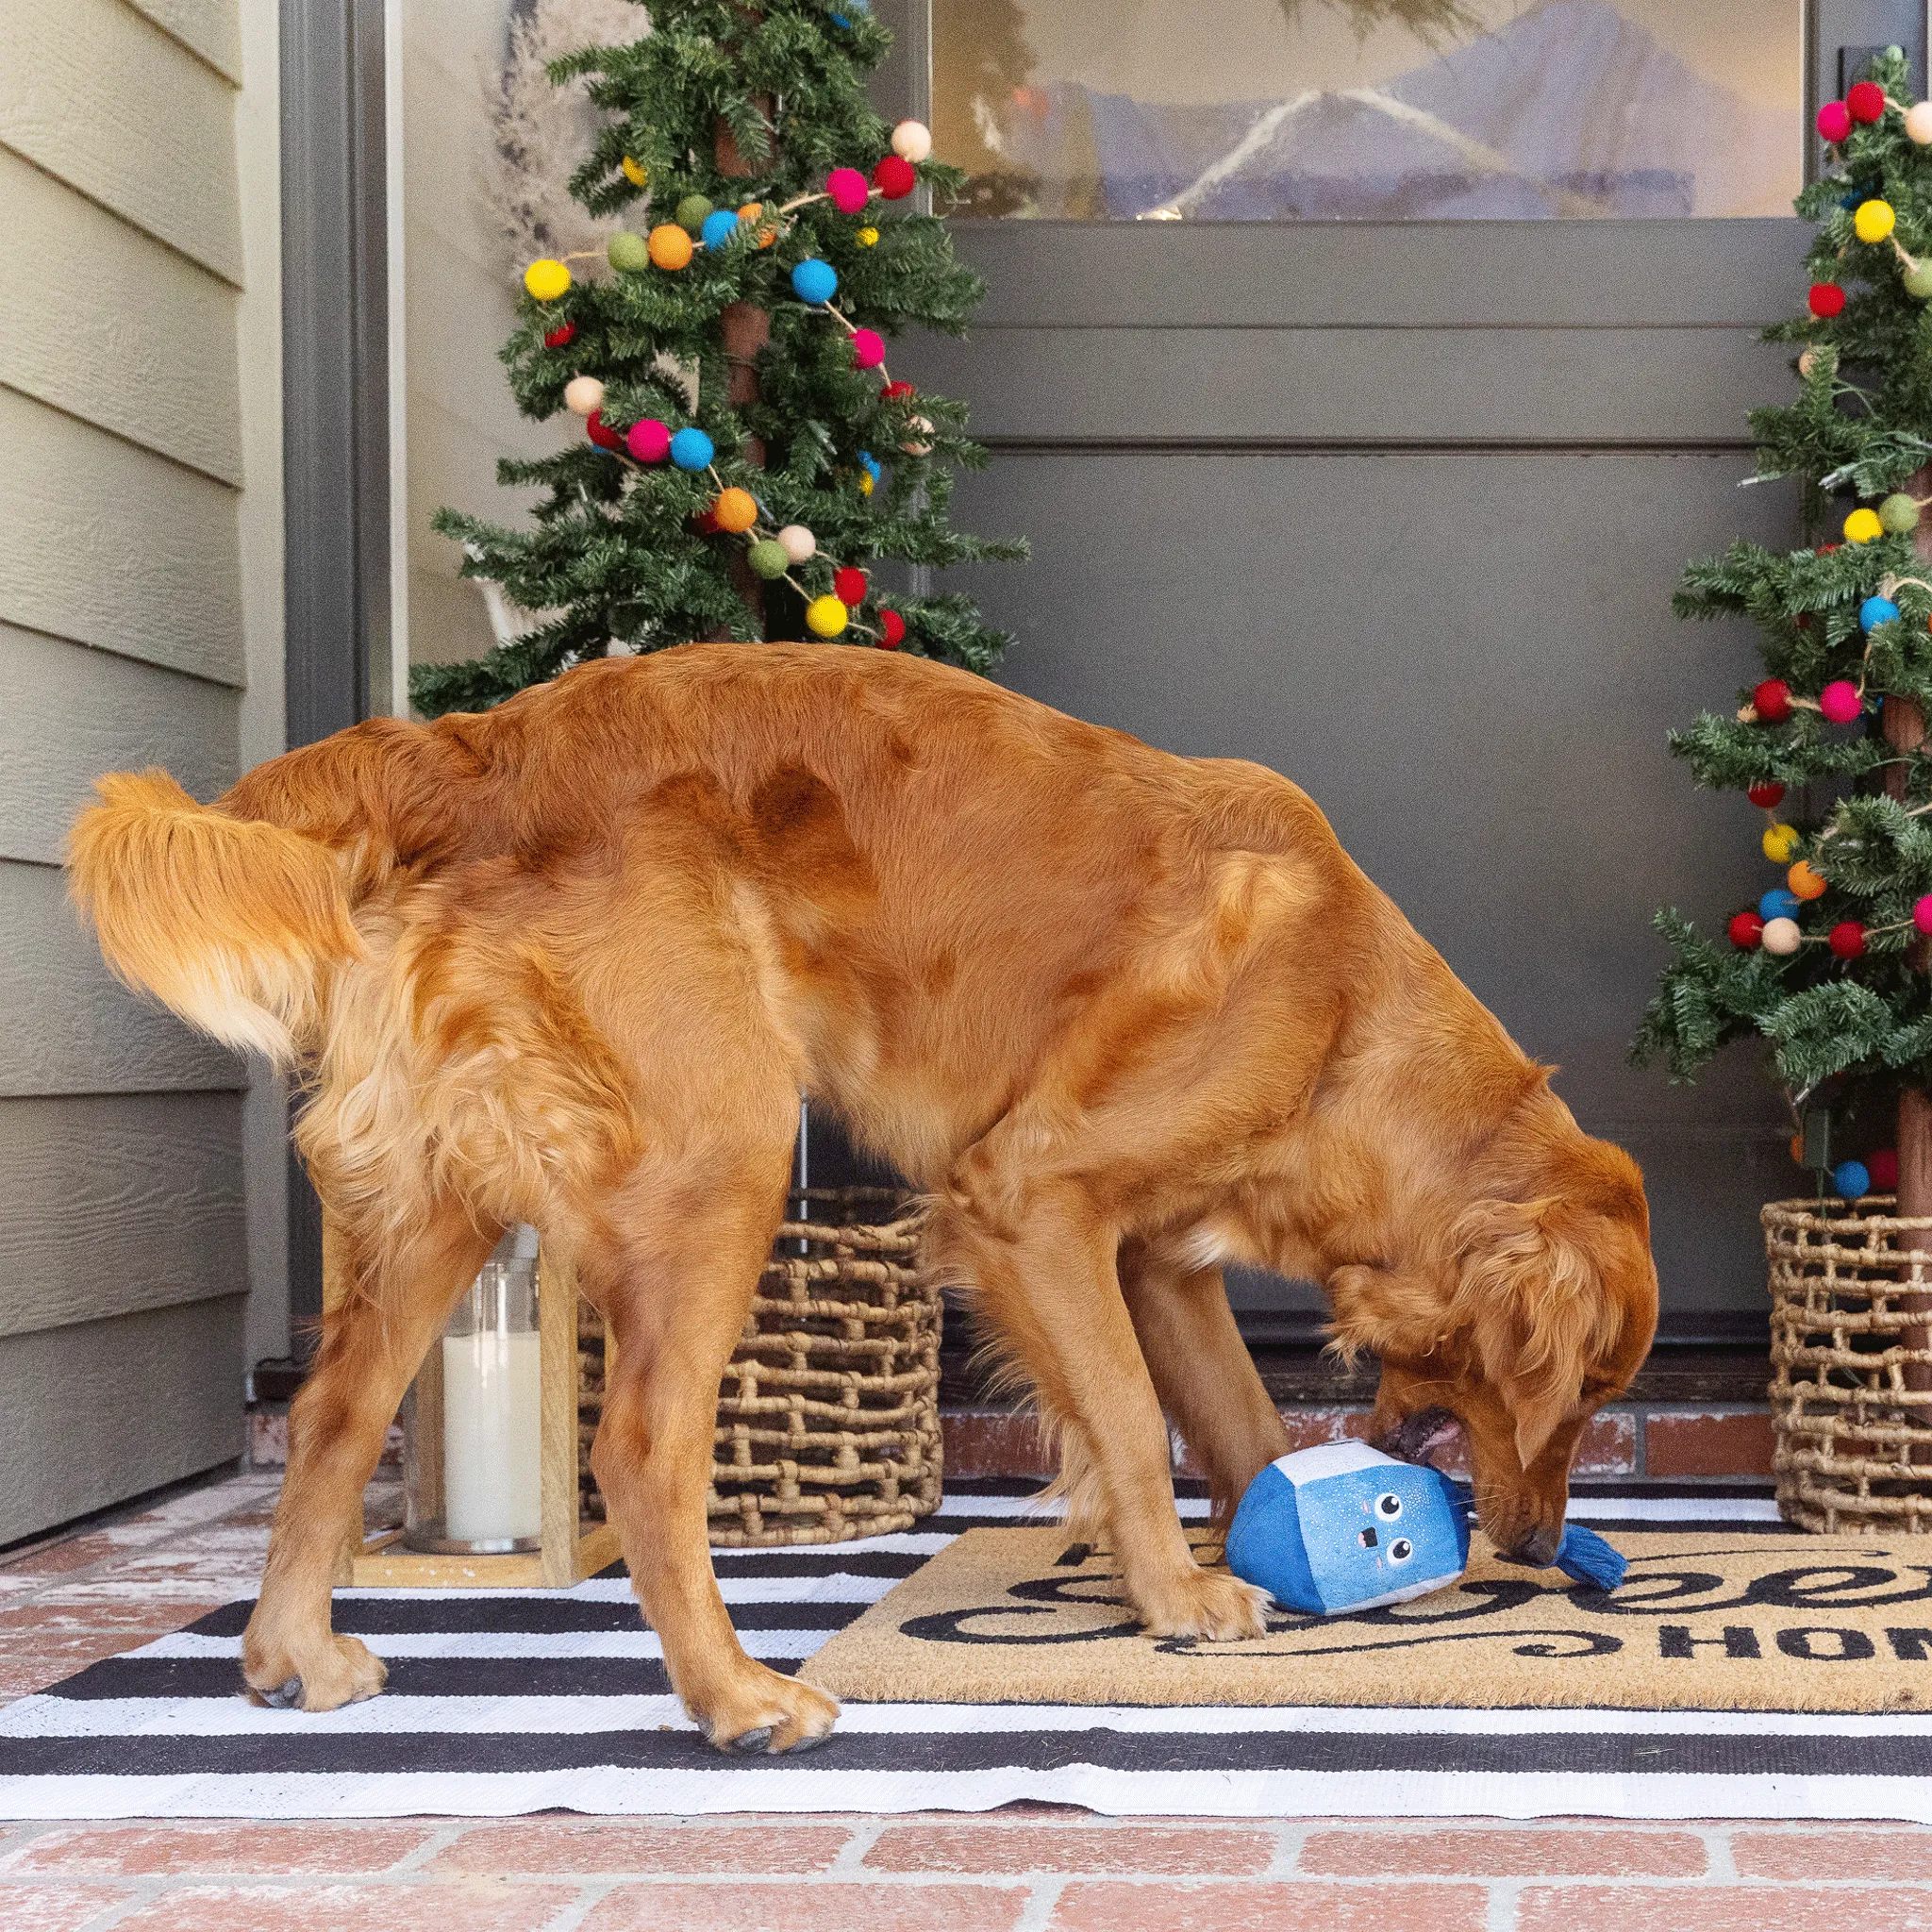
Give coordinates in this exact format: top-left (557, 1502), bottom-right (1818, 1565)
top-left (713, 487), bottom-right (758, 533)
top-left (1788, 860), bottom-right (1827, 901)
top-left (1790, 1132), bottom-right (1807, 1165)
top-left (648, 224), bottom-right (694, 270)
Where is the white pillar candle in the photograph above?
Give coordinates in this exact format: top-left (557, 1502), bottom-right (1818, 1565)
top-left (441, 1327), bottom-right (542, 1542)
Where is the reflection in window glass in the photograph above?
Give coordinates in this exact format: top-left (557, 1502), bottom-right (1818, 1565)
top-left (932, 0), bottom-right (1800, 220)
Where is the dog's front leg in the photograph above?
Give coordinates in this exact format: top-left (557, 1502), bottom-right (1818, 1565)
top-left (588, 1177), bottom-right (841, 1755)
top-left (939, 1168), bottom-right (1268, 1641)
top-left (243, 1208), bottom-right (497, 1711)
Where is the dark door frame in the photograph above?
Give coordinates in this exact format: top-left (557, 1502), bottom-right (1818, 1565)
top-left (278, 0), bottom-right (392, 1352)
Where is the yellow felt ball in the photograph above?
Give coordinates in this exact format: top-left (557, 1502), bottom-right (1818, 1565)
top-left (806, 594), bottom-right (848, 638)
top-left (523, 258), bottom-right (571, 301)
top-left (647, 224), bottom-right (694, 271)
top-left (1845, 506), bottom-right (1886, 543)
top-left (713, 487), bottom-right (758, 534)
top-left (858, 471), bottom-right (874, 496)
top-left (1763, 822), bottom-right (1800, 864)
top-left (1789, 859), bottom-right (1828, 900)
top-left (621, 155), bottom-right (648, 187)
top-left (1856, 197), bottom-right (1897, 243)
top-left (857, 226), bottom-right (879, 246)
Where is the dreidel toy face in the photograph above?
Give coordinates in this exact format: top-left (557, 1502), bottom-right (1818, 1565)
top-left (1224, 1441), bottom-right (1471, 1616)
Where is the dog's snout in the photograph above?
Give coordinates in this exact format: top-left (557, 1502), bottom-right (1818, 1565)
top-left (1503, 1524), bottom-right (1563, 1569)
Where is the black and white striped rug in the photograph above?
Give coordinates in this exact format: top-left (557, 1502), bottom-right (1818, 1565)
top-left (6, 1480), bottom-right (1932, 1822)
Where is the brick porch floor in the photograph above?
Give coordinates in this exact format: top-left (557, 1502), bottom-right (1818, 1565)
top-left (5, 1470), bottom-right (1930, 1931)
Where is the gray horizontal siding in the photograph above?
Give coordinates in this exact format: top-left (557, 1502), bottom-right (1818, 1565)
top-left (0, 1294), bottom-right (244, 1543)
top-left (0, 622), bottom-right (239, 867)
top-left (0, 1091), bottom-right (246, 1340)
top-left (0, 860), bottom-right (242, 1096)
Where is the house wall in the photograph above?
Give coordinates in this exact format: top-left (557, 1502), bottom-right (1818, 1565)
top-left (0, 0), bottom-right (285, 1541)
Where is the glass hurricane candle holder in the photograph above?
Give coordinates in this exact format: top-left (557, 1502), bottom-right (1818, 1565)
top-left (403, 1227), bottom-right (542, 1554)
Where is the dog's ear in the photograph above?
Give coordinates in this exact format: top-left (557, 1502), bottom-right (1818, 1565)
top-left (1449, 1197), bottom-right (1617, 1470)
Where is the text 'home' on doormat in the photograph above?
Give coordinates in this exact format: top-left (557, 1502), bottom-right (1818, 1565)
top-left (802, 1526), bottom-right (1932, 1711)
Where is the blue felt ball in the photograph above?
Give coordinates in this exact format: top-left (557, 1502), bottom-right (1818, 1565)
top-left (1759, 888), bottom-right (1801, 923)
top-left (1861, 595), bottom-right (1901, 631)
top-left (791, 258), bottom-right (839, 306)
top-left (669, 426), bottom-right (714, 471)
top-left (1834, 1158), bottom-right (1873, 1200)
top-left (859, 451), bottom-right (882, 483)
top-left (700, 209), bottom-right (740, 250)
top-left (829, 9), bottom-right (850, 21)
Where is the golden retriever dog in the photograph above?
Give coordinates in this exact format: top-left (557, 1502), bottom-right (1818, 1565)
top-left (68, 641), bottom-right (1657, 1753)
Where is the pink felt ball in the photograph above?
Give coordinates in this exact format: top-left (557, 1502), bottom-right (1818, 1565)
top-left (1818, 100), bottom-right (1853, 142)
top-left (1916, 893), bottom-right (1932, 936)
top-left (1820, 679), bottom-right (1863, 723)
top-left (826, 167), bottom-right (871, 215)
top-left (626, 418), bottom-right (671, 463)
top-left (852, 327), bottom-right (886, 369)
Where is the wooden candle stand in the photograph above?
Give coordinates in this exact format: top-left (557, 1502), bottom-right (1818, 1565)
top-left (325, 1224), bottom-right (623, 1589)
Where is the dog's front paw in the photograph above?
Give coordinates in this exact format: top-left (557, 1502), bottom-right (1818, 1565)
top-left (1136, 1567), bottom-right (1270, 1642)
top-left (695, 1664), bottom-right (840, 1755)
top-left (244, 1632), bottom-right (387, 1712)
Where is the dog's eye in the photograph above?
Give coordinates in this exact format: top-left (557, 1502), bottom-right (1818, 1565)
top-left (1375, 1492), bottom-right (1403, 1520)
top-left (1387, 1538), bottom-right (1414, 1564)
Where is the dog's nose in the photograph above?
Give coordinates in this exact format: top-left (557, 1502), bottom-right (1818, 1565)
top-left (1504, 1524), bottom-right (1563, 1568)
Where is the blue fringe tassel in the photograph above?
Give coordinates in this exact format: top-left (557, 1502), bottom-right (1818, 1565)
top-left (1553, 1522), bottom-right (1627, 1591)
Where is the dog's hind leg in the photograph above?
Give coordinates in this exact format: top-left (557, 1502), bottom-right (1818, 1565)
top-left (580, 1146), bottom-right (841, 1755)
top-left (1117, 1241), bottom-right (1291, 1537)
top-left (242, 1205), bottom-right (498, 1712)
top-left (936, 1165), bottom-right (1268, 1641)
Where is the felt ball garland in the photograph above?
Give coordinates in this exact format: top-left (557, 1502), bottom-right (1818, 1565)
top-left (891, 120), bottom-right (933, 162)
top-left (806, 593), bottom-right (848, 637)
top-left (1760, 887), bottom-right (1801, 924)
top-left (1845, 507), bottom-right (1885, 543)
top-left (833, 566), bottom-right (868, 606)
top-left (608, 230), bottom-right (651, 272)
top-left (1873, 1148), bottom-right (1902, 1190)
top-left (565, 375), bottom-right (606, 415)
top-left (1747, 780), bottom-right (1786, 808)
top-left (826, 167), bottom-right (871, 214)
top-left (874, 155), bottom-right (916, 199)
top-left (1834, 1158), bottom-right (1872, 1200)
top-left (648, 224), bottom-right (694, 270)
top-left (1789, 860), bottom-right (1827, 900)
top-left (1762, 822), bottom-right (1801, 863)
top-left (525, 258), bottom-right (571, 301)
top-left (1861, 595), bottom-right (1900, 629)
top-left (1911, 102), bottom-right (1932, 144)
top-left (1754, 678), bottom-right (1794, 722)
top-left (544, 322), bottom-right (577, 348)
top-left (700, 208), bottom-right (740, 249)
top-left (1882, 493), bottom-right (1922, 533)
top-left (1762, 917), bottom-right (1803, 955)
top-left (626, 419), bottom-right (671, 462)
top-left (776, 525), bottom-right (817, 564)
top-left (1848, 79), bottom-right (1887, 123)
top-left (1856, 198), bottom-right (1897, 243)
top-left (1820, 680), bottom-right (1863, 724)
top-left (1831, 920), bottom-right (1869, 959)
top-left (1810, 282), bottom-right (1847, 318)
top-left (669, 426), bottom-right (714, 470)
top-left (712, 487), bottom-right (758, 532)
top-left (791, 258), bottom-right (839, 305)
top-left (1819, 100), bottom-right (1853, 142)
top-left (1729, 910), bottom-right (1766, 949)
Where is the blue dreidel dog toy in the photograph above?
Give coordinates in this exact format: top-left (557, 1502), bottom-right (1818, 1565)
top-left (1224, 1441), bottom-right (1625, 1616)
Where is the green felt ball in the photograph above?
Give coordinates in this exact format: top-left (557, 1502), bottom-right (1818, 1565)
top-left (607, 230), bottom-right (650, 272)
top-left (675, 193), bottom-right (715, 233)
top-left (1882, 491), bottom-right (1923, 534)
top-left (747, 539), bottom-right (790, 579)
top-left (1907, 260), bottom-right (1932, 299)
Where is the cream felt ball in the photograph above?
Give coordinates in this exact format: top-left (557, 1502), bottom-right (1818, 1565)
top-left (564, 375), bottom-right (606, 415)
top-left (1910, 101), bottom-right (1932, 144)
top-left (776, 524), bottom-right (817, 563)
top-left (891, 119), bottom-right (933, 162)
top-left (1761, 917), bottom-right (1803, 955)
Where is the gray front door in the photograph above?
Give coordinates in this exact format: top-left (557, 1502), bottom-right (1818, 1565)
top-left (876, 4), bottom-right (1830, 1332)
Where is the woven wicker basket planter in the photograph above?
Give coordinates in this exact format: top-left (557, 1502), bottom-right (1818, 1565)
top-left (576, 1187), bottom-right (942, 1546)
top-left (1764, 1195), bottom-right (1932, 1533)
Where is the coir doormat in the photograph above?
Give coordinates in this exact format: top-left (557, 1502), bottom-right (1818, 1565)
top-left (803, 1525), bottom-right (1932, 1712)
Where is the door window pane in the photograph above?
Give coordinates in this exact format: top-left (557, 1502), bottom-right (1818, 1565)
top-left (933, 0), bottom-right (1801, 219)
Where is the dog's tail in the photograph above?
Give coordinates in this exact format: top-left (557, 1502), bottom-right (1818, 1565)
top-left (67, 768), bottom-right (368, 1064)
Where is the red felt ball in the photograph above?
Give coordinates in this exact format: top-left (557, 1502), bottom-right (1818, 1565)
top-left (1871, 1148), bottom-right (1901, 1191)
top-left (1728, 911), bottom-right (1766, 950)
top-left (544, 322), bottom-right (577, 348)
top-left (1747, 780), bottom-right (1786, 808)
top-left (586, 408), bottom-right (625, 451)
top-left (1848, 79), bottom-right (1886, 124)
top-left (833, 566), bottom-right (868, 606)
top-left (1818, 100), bottom-right (1853, 142)
top-left (881, 380), bottom-right (917, 403)
top-left (1754, 678), bottom-right (1794, 723)
top-left (1829, 920), bottom-right (1867, 958)
top-left (874, 155), bottom-right (917, 200)
top-left (1809, 281), bottom-right (1847, 318)
top-left (878, 608), bottom-right (906, 648)
top-left (692, 507), bottom-right (720, 534)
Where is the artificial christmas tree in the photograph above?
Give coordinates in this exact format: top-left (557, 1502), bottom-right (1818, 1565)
top-left (1636, 48), bottom-right (1932, 1220)
top-left (411, 0), bottom-right (1022, 719)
